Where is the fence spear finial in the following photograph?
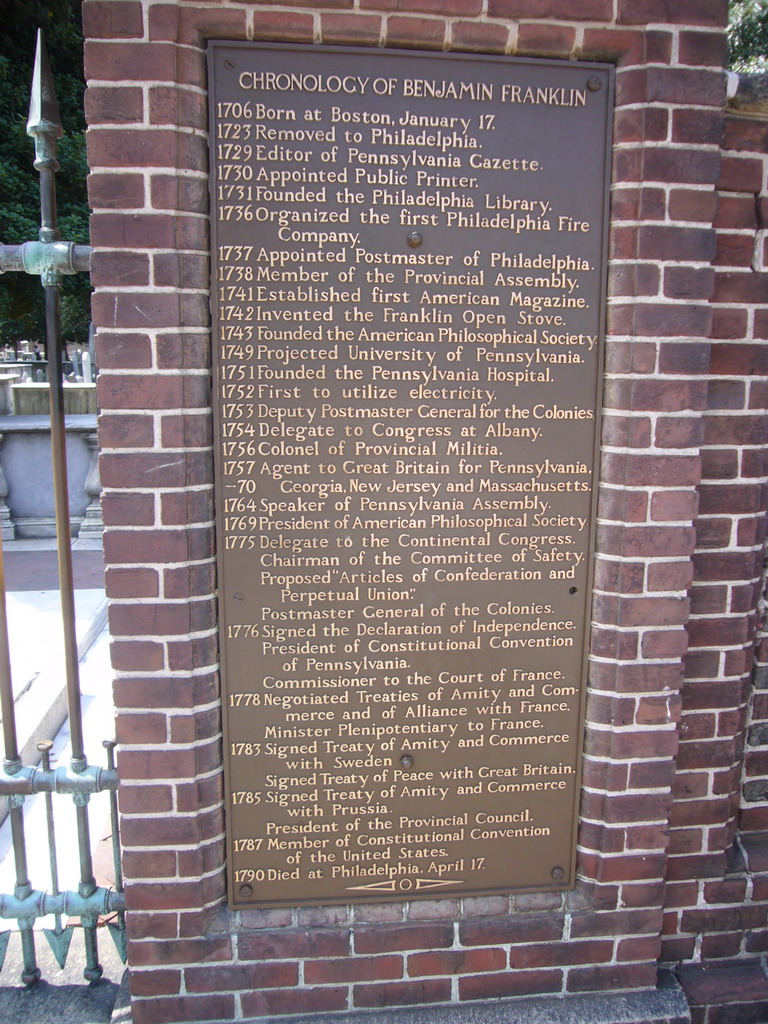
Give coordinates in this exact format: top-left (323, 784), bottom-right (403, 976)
top-left (27, 29), bottom-right (63, 143)
top-left (26, 30), bottom-right (61, 246)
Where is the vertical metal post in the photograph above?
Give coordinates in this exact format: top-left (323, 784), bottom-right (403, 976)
top-left (27, 30), bottom-right (101, 984)
top-left (0, 499), bottom-right (40, 983)
top-left (104, 740), bottom-right (127, 963)
top-left (0, 526), bottom-right (19, 766)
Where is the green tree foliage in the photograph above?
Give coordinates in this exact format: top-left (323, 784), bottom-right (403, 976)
top-left (0, 0), bottom-right (90, 350)
top-left (728, 0), bottom-right (768, 72)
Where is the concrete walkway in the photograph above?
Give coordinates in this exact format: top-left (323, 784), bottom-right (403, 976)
top-left (0, 539), bottom-right (126, 1021)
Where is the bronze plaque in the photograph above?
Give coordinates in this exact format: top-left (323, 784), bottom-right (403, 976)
top-left (208, 43), bottom-right (612, 907)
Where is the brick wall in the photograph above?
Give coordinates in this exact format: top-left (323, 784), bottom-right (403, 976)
top-left (660, 109), bottom-right (768, 970)
top-left (81, 1), bottom-right (768, 1022)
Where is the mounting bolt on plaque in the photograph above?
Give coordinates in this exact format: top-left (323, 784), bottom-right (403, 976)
top-left (239, 884), bottom-right (254, 898)
top-left (400, 754), bottom-right (414, 768)
top-left (551, 866), bottom-right (565, 881)
top-left (587, 76), bottom-right (602, 92)
top-left (407, 232), bottom-right (423, 248)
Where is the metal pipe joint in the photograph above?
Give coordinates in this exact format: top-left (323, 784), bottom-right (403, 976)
top-left (0, 763), bottom-right (118, 798)
top-left (0, 241), bottom-right (92, 279)
top-left (0, 884), bottom-right (126, 923)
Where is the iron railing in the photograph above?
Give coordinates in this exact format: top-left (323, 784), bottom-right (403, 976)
top-left (0, 31), bottom-right (125, 985)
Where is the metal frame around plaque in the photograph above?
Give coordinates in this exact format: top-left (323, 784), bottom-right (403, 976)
top-left (207, 43), bottom-right (613, 908)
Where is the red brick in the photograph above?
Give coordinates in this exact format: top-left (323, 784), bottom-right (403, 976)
top-left (85, 40), bottom-right (191, 84)
top-left (580, 28), bottom-right (672, 67)
top-left (94, 291), bottom-right (207, 330)
top-left (101, 492), bottom-right (155, 528)
top-left (101, 452), bottom-right (211, 490)
top-left (163, 564), bottom-right (215, 600)
top-left (606, 376), bottom-right (708, 411)
top-left (611, 186), bottom-right (666, 222)
top-left (706, 378), bottom-right (747, 408)
top-left (362, 0), bottom-right (476, 10)
top-left (615, 107), bottom-right (668, 145)
top-left (679, 961), bottom-right (768, 1006)
top-left (130, 969), bottom-right (181, 996)
top-left (239, 929), bottom-right (350, 959)
top-left (617, 0), bottom-right (726, 27)
top-left (601, 415), bottom-right (652, 449)
top-left (609, 263), bottom-right (661, 298)
top-left (461, 916), bottom-right (563, 946)
top-left (570, 908), bottom-right (661, 938)
top-left (132, 996), bottom-right (235, 1023)
top-left (105, 566), bottom-right (159, 598)
top-left (604, 340), bottom-right (657, 375)
top-left (320, 13), bottom-right (382, 44)
top-left (185, 963), bottom-right (297, 991)
top-left (490, 0), bottom-right (611, 16)
top-left (385, 16), bottom-right (446, 49)
top-left (98, 412), bottom-right (155, 449)
top-left (694, 550), bottom-right (763, 581)
top-left (127, 936), bottom-right (232, 967)
top-left (703, 877), bottom-right (748, 903)
top-left (679, 29), bottom-right (729, 66)
top-left (150, 177), bottom-right (208, 217)
top-left (305, 956), bottom-right (402, 984)
top-left (95, 333), bottom-right (153, 369)
top-left (715, 194), bottom-right (760, 231)
top-left (156, 334), bottom-right (210, 371)
top-left (83, 0), bottom-right (144, 38)
top-left (699, 480), bottom-right (765, 513)
top-left (115, 710), bottom-right (167, 744)
top-left (638, 226), bottom-right (717, 263)
top-left (567, 961), bottom-right (656, 992)
top-left (409, 948), bottom-right (505, 976)
top-left (672, 108), bottom-right (724, 146)
top-left (661, 936), bottom-right (697, 961)
top-left (644, 143), bottom-right (722, 184)
top-left (450, 19), bottom-right (509, 52)
top-left (119, 786), bottom-right (174, 818)
top-left (716, 233), bottom-right (757, 269)
top-left (516, 23), bottom-right (576, 57)
top-left (88, 172), bottom-right (145, 210)
top-left (110, 602), bottom-right (201, 637)
top-left (86, 87), bottom-right (144, 125)
top-left (150, 5), bottom-right (248, 45)
top-left (716, 272), bottom-right (768, 305)
top-left (241, 988), bottom-right (347, 1018)
top-left (719, 156), bottom-right (764, 193)
top-left (460, 969), bottom-right (563, 1000)
top-left (110, 640), bottom-right (164, 671)
top-left (712, 343), bottom-right (768, 375)
top-left (650, 490), bottom-right (698, 522)
top-left (509, 940), bottom-right (613, 969)
top-left (664, 266), bottom-right (715, 300)
top-left (596, 486), bottom-right (648, 521)
top-left (126, 918), bottom-right (178, 946)
top-left (354, 979), bottom-right (451, 1008)
top-left (355, 924), bottom-right (452, 954)
top-left (724, 115), bottom-right (768, 154)
top-left (669, 187), bottom-right (719, 223)
top-left (654, 417), bottom-right (705, 448)
top-left (115, 675), bottom-right (215, 711)
top-left (160, 414), bottom-right (213, 452)
top-left (91, 251), bottom-right (150, 289)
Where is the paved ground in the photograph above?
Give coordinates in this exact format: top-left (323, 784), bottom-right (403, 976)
top-left (3, 545), bottom-right (105, 592)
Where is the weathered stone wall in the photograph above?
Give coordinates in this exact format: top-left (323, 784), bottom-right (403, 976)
top-left (82, 0), bottom-right (768, 1021)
